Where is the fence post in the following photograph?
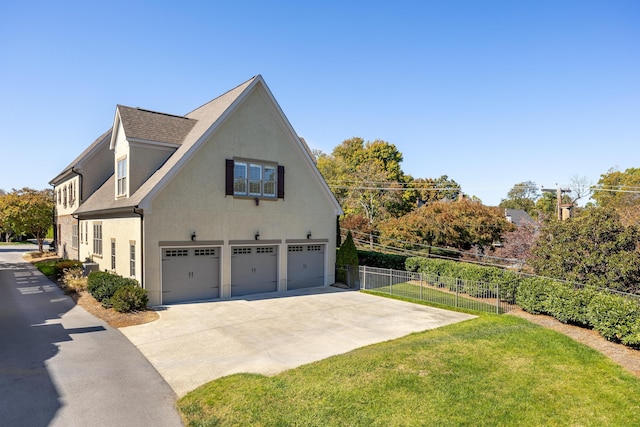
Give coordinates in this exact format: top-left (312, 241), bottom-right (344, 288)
top-left (455, 278), bottom-right (459, 308)
top-left (420, 273), bottom-right (423, 301)
top-left (362, 265), bottom-right (366, 290)
top-left (389, 268), bottom-right (393, 295)
top-left (496, 282), bottom-right (500, 314)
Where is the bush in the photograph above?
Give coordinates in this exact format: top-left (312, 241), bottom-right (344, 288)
top-left (111, 284), bottom-right (149, 313)
top-left (587, 292), bottom-right (640, 345)
top-left (515, 277), bottom-right (553, 314)
top-left (54, 260), bottom-right (83, 280)
top-left (87, 271), bottom-right (139, 308)
top-left (61, 267), bottom-right (87, 293)
top-left (336, 231), bottom-right (359, 285)
top-left (357, 250), bottom-right (407, 270)
top-left (545, 283), bottom-right (596, 327)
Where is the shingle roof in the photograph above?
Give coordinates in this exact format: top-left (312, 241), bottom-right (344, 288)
top-left (49, 129), bottom-right (112, 185)
top-left (504, 209), bottom-right (535, 227)
top-left (117, 106), bottom-right (197, 145)
top-left (74, 76), bottom-right (258, 215)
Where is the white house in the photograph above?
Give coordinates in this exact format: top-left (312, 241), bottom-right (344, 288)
top-left (50, 75), bottom-right (342, 305)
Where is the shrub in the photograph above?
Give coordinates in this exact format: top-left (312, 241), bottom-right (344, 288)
top-left (515, 277), bottom-right (553, 314)
top-left (111, 284), bottom-right (149, 313)
top-left (357, 250), bottom-right (407, 270)
top-left (545, 283), bottom-right (596, 327)
top-left (87, 271), bottom-right (138, 307)
top-left (587, 292), bottom-right (640, 345)
top-left (61, 267), bottom-right (87, 293)
top-left (336, 231), bottom-right (359, 285)
top-left (54, 260), bottom-right (83, 280)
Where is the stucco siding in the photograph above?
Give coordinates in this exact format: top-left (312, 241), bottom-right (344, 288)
top-left (143, 86), bottom-right (337, 305)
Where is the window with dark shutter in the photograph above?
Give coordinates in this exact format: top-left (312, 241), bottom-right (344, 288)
top-left (277, 165), bottom-right (285, 199)
top-left (225, 159), bottom-right (234, 196)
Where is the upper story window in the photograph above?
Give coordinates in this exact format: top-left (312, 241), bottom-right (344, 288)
top-left (117, 157), bottom-right (127, 196)
top-left (227, 159), bottom-right (283, 199)
top-left (62, 186), bottom-right (67, 208)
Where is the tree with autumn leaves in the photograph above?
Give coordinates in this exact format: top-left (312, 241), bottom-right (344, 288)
top-left (316, 137), bottom-right (512, 254)
top-left (0, 188), bottom-right (54, 252)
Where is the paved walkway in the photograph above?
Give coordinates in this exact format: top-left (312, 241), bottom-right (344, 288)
top-left (121, 287), bottom-right (476, 397)
top-left (0, 245), bottom-right (183, 427)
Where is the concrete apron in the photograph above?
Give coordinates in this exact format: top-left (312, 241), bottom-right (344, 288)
top-left (121, 287), bottom-right (476, 397)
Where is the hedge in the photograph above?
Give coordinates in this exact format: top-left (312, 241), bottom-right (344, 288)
top-left (357, 250), bottom-right (407, 270)
top-left (111, 285), bottom-right (149, 313)
top-left (515, 277), bottom-right (640, 348)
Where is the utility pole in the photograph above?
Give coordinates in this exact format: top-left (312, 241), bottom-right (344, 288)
top-left (542, 184), bottom-right (571, 220)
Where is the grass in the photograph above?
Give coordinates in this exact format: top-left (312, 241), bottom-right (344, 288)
top-left (178, 315), bottom-right (640, 426)
top-left (366, 281), bottom-right (505, 313)
top-left (33, 259), bottom-right (59, 279)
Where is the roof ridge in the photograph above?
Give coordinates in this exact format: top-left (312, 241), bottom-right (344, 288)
top-left (184, 75), bottom-right (258, 116)
top-left (117, 105), bottom-right (191, 120)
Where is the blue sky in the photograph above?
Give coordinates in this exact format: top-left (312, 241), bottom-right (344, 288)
top-left (1, 1), bottom-right (638, 206)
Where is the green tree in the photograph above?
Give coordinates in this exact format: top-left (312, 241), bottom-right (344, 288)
top-left (336, 231), bottom-right (359, 286)
top-left (380, 198), bottom-right (514, 253)
top-left (592, 167), bottom-right (640, 226)
top-left (529, 207), bottom-right (640, 292)
top-left (0, 188), bottom-right (54, 251)
top-left (499, 181), bottom-right (540, 216)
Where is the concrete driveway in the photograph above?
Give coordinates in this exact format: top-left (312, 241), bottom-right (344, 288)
top-left (121, 287), bottom-right (475, 397)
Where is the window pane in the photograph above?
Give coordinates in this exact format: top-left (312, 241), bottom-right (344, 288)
top-left (234, 162), bottom-right (247, 195)
top-left (263, 166), bottom-right (276, 197)
top-left (249, 164), bottom-right (261, 195)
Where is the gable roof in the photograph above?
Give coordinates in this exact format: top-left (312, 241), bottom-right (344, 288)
top-left (504, 208), bottom-right (535, 227)
top-left (49, 129), bottom-right (112, 185)
top-left (112, 106), bottom-right (197, 147)
top-left (74, 75), bottom-right (342, 216)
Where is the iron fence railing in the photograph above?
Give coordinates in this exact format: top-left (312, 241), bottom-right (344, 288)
top-left (356, 265), bottom-right (517, 314)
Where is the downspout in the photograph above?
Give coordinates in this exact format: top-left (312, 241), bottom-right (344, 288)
top-left (71, 166), bottom-right (83, 203)
top-left (133, 207), bottom-right (144, 289)
top-left (50, 183), bottom-right (57, 253)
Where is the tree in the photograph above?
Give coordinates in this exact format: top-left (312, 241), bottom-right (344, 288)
top-left (0, 188), bottom-right (54, 252)
top-left (494, 222), bottom-right (539, 262)
top-left (405, 175), bottom-right (461, 206)
top-left (529, 207), bottom-right (640, 293)
top-left (568, 175), bottom-right (592, 206)
top-left (380, 198), bottom-right (514, 253)
top-left (336, 231), bottom-right (359, 286)
top-left (499, 181), bottom-right (540, 216)
top-left (592, 167), bottom-right (640, 226)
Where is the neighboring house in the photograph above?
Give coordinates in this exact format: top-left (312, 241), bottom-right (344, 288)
top-left (504, 209), bottom-right (535, 227)
top-left (50, 75), bottom-right (343, 305)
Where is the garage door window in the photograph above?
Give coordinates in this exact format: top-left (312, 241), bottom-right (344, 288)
top-left (256, 247), bottom-right (274, 254)
top-left (308, 245), bottom-right (322, 252)
top-left (233, 247), bottom-right (252, 255)
top-left (288, 245), bottom-right (303, 252)
top-left (165, 249), bottom-right (188, 257)
top-left (195, 248), bottom-right (216, 256)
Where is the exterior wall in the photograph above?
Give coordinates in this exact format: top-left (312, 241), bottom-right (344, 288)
top-left (143, 86), bottom-right (338, 305)
top-left (113, 122), bottom-right (130, 198)
top-left (53, 175), bottom-right (80, 259)
top-left (78, 216), bottom-right (142, 282)
top-left (129, 144), bottom-right (176, 195)
top-left (80, 136), bottom-right (115, 202)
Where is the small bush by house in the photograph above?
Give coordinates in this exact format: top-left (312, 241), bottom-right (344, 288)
top-left (87, 271), bottom-right (146, 309)
top-left (53, 259), bottom-right (83, 280)
top-left (111, 285), bottom-right (149, 313)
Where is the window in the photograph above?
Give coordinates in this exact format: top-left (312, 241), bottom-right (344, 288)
top-left (93, 222), bottom-right (102, 255)
top-left (57, 224), bottom-right (61, 245)
top-left (57, 189), bottom-right (61, 205)
top-left (227, 159), bottom-right (283, 198)
top-left (84, 223), bottom-right (88, 244)
top-left (111, 240), bottom-right (116, 270)
top-left (72, 225), bottom-right (78, 249)
top-left (63, 186), bottom-right (67, 208)
top-left (129, 242), bottom-right (135, 277)
top-left (117, 157), bottom-right (127, 196)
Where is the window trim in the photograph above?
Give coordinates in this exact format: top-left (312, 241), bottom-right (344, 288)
top-left (117, 157), bottom-right (127, 197)
top-left (93, 222), bottom-right (102, 256)
top-left (111, 239), bottom-right (116, 270)
top-left (71, 224), bottom-right (78, 249)
top-left (129, 242), bottom-right (136, 277)
top-left (226, 158), bottom-right (283, 199)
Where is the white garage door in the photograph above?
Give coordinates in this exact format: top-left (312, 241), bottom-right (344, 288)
top-left (162, 247), bottom-right (220, 304)
top-left (287, 244), bottom-right (325, 290)
top-left (231, 246), bottom-right (278, 297)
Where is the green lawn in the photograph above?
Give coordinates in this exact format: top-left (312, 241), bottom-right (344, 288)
top-left (365, 281), bottom-right (506, 314)
top-left (33, 259), bottom-right (58, 279)
top-left (178, 315), bottom-right (640, 426)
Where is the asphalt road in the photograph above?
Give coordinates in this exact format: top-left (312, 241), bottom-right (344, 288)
top-left (0, 245), bottom-right (183, 427)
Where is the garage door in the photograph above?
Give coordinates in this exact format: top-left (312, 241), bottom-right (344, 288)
top-left (287, 244), bottom-right (325, 290)
top-left (162, 247), bottom-right (220, 304)
top-left (231, 246), bottom-right (278, 297)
